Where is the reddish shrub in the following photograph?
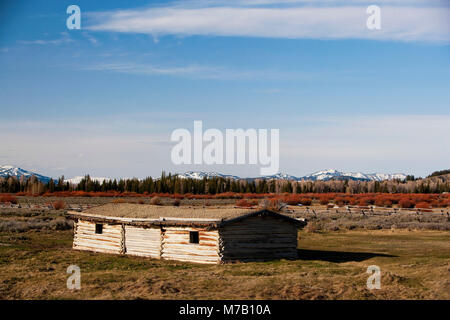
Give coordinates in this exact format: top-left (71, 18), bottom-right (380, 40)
top-left (236, 199), bottom-right (257, 207)
top-left (299, 197), bottom-right (312, 206)
top-left (318, 196), bottom-right (330, 205)
top-left (415, 202), bottom-right (431, 209)
top-left (358, 198), bottom-right (369, 206)
top-left (0, 195), bottom-right (18, 204)
top-left (269, 198), bottom-right (284, 211)
top-left (374, 196), bottom-right (385, 207)
top-left (399, 199), bottom-right (414, 208)
top-left (53, 200), bottom-right (66, 210)
top-left (150, 196), bottom-right (162, 205)
top-left (284, 194), bottom-right (301, 205)
top-left (384, 199), bottom-right (393, 207)
top-left (173, 193), bottom-right (185, 200)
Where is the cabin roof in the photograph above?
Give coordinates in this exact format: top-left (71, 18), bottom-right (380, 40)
top-left (81, 203), bottom-right (253, 219)
top-left (66, 203), bottom-right (307, 229)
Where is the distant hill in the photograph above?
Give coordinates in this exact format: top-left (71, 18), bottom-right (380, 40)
top-left (0, 165), bottom-right (52, 183)
top-left (428, 170), bottom-right (450, 178)
top-left (425, 173), bottom-right (450, 183)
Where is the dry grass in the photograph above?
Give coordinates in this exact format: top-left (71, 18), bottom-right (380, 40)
top-left (0, 208), bottom-right (73, 233)
top-left (0, 207), bottom-right (449, 300)
top-left (291, 209), bottom-right (450, 231)
top-left (11, 196), bottom-right (237, 207)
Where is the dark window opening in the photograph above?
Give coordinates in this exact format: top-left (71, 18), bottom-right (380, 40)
top-left (95, 223), bottom-right (103, 234)
top-left (189, 231), bottom-right (199, 244)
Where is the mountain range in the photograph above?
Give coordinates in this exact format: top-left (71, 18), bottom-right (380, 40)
top-left (0, 165), bottom-right (408, 183)
top-left (0, 165), bottom-right (53, 183)
top-left (176, 169), bottom-right (407, 182)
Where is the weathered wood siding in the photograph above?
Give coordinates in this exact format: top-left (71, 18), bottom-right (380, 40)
top-left (124, 226), bottom-right (161, 258)
top-left (161, 227), bottom-right (220, 264)
top-left (72, 214), bottom-right (300, 264)
top-left (219, 216), bottom-right (298, 262)
top-left (73, 220), bottom-right (122, 254)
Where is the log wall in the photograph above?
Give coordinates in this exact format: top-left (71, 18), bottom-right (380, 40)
top-left (73, 220), bottom-right (122, 254)
top-left (161, 227), bottom-right (220, 264)
top-left (124, 225), bottom-right (161, 258)
top-left (219, 216), bottom-right (298, 262)
top-left (72, 215), bottom-right (299, 264)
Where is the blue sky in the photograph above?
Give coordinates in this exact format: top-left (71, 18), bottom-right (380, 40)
top-left (0, 0), bottom-right (449, 179)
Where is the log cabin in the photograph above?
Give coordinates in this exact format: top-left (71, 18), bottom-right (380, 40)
top-left (67, 203), bottom-right (307, 264)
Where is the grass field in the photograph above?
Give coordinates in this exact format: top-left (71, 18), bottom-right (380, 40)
top-left (0, 206), bottom-right (448, 299)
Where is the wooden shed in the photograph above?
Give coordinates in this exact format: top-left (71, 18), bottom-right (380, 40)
top-left (67, 203), bottom-right (307, 264)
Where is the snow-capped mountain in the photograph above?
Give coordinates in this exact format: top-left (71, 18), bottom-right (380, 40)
top-left (299, 169), bottom-right (407, 181)
top-left (364, 173), bottom-right (408, 182)
top-left (64, 176), bottom-right (110, 184)
top-left (256, 173), bottom-right (299, 181)
top-left (0, 166), bottom-right (408, 184)
top-left (176, 170), bottom-right (407, 181)
top-left (176, 171), bottom-right (241, 180)
top-left (0, 165), bottom-right (52, 183)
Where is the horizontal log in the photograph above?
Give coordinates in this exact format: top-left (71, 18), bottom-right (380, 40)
top-left (162, 253), bottom-right (220, 261)
top-left (164, 227), bottom-right (210, 232)
top-left (126, 236), bottom-right (161, 242)
top-left (162, 235), bottom-right (217, 241)
top-left (74, 238), bottom-right (121, 247)
top-left (126, 233), bottom-right (160, 239)
top-left (162, 241), bottom-right (218, 247)
top-left (76, 232), bottom-right (121, 238)
top-left (78, 221), bottom-right (121, 229)
top-left (162, 245), bottom-right (219, 253)
top-left (126, 250), bottom-right (160, 258)
top-left (125, 243), bottom-right (160, 250)
top-left (163, 256), bottom-right (219, 264)
top-left (74, 244), bottom-right (121, 254)
top-left (75, 231), bottom-right (121, 239)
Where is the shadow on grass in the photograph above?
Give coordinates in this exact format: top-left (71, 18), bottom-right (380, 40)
top-left (297, 249), bottom-right (397, 263)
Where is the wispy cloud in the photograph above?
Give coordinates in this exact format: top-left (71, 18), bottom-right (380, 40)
top-left (82, 32), bottom-right (100, 46)
top-left (18, 32), bottom-right (74, 46)
top-left (140, 0), bottom-right (450, 8)
top-left (87, 2), bottom-right (450, 42)
top-left (82, 61), bottom-right (305, 80)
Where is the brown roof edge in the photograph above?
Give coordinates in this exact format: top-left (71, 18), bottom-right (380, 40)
top-left (217, 209), bottom-right (307, 228)
top-left (65, 211), bottom-right (220, 229)
top-left (65, 209), bottom-right (307, 229)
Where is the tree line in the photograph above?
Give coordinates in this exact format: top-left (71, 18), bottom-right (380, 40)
top-left (1, 171), bottom-right (449, 195)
